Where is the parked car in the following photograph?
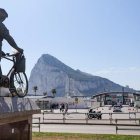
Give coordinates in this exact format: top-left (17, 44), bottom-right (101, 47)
top-left (113, 105), bottom-right (122, 112)
top-left (113, 105), bottom-right (122, 108)
top-left (113, 108), bottom-right (122, 112)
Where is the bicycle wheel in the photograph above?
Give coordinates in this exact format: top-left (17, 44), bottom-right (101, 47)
top-left (10, 72), bottom-right (28, 97)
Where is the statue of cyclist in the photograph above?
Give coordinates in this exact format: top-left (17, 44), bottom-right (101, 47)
top-left (0, 8), bottom-right (23, 84)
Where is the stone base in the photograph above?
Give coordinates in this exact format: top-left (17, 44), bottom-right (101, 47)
top-left (0, 97), bottom-right (40, 113)
top-left (0, 87), bottom-right (10, 96)
top-left (0, 97), bottom-right (40, 140)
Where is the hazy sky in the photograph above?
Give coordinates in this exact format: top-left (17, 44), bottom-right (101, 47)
top-left (1, 0), bottom-right (140, 90)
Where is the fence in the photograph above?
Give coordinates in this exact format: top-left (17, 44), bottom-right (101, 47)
top-left (32, 111), bottom-right (140, 134)
top-left (41, 112), bottom-right (140, 124)
top-left (32, 117), bottom-right (40, 132)
top-left (115, 118), bottom-right (140, 134)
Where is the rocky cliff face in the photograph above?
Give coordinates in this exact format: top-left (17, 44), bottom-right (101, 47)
top-left (28, 54), bottom-right (132, 96)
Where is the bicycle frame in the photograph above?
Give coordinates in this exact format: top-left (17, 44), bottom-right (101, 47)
top-left (1, 54), bottom-right (16, 78)
top-left (1, 53), bottom-right (28, 97)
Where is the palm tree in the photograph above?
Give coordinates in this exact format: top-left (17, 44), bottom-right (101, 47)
top-left (43, 91), bottom-right (47, 96)
top-left (51, 88), bottom-right (56, 97)
top-left (33, 86), bottom-right (38, 96)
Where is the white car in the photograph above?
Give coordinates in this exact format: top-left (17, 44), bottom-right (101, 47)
top-left (113, 105), bottom-right (122, 112)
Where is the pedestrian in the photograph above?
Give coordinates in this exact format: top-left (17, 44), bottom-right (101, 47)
top-left (59, 103), bottom-right (62, 112)
top-left (62, 103), bottom-right (65, 112)
top-left (65, 103), bottom-right (68, 113)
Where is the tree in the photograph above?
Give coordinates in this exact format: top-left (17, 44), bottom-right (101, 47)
top-left (125, 85), bottom-right (130, 88)
top-left (33, 86), bottom-right (38, 96)
top-left (51, 88), bottom-right (56, 97)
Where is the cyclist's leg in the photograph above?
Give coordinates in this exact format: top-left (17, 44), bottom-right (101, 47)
top-left (0, 66), bottom-right (2, 87)
top-left (0, 45), bottom-right (2, 79)
top-left (0, 50), bottom-right (2, 84)
top-left (0, 49), bottom-right (9, 87)
top-left (0, 65), bottom-right (2, 77)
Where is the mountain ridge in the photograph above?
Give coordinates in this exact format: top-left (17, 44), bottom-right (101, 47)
top-left (28, 54), bottom-right (134, 96)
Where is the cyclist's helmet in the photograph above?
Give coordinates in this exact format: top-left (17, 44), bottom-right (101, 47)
top-left (0, 8), bottom-right (8, 21)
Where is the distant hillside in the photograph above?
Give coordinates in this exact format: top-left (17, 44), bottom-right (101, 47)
top-left (28, 54), bottom-right (134, 96)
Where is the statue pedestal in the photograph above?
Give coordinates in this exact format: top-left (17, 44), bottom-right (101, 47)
top-left (0, 97), bottom-right (40, 140)
top-left (0, 87), bottom-right (10, 96)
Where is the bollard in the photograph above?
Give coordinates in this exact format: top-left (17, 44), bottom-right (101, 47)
top-left (63, 113), bottom-right (66, 123)
top-left (116, 126), bottom-right (118, 134)
top-left (129, 112), bottom-right (130, 119)
top-left (115, 119), bottom-right (117, 124)
top-left (43, 112), bottom-right (44, 122)
top-left (115, 119), bottom-right (118, 134)
top-left (39, 117), bottom-right (40, 132)
top-left (109, 118), bottom-right (113, 124)
top-left (134, 113), bottom-right (136, 122)
top-left (109, 113), bottom-right (112, 124)
top-left (85, 113), bottom-right (88, 124)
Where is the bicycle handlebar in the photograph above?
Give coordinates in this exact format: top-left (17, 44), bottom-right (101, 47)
top-left (5, 52), bottom-right (23, 57)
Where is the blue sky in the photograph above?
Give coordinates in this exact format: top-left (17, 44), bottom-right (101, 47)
top-left (1, 0), bottom-right (140, 90)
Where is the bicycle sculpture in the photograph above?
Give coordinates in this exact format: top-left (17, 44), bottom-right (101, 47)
top-left (0, 8), bottom-right (28, 97)
top-left (1, 52), bottom-right (28, 97)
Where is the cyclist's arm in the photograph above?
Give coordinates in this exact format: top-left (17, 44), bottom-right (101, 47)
top-left (5, 34), bottom-right (23, 53)
top-left (5, 34), bottom-right (20, 50)
top-left (1, 24), bottom-right (23, 53)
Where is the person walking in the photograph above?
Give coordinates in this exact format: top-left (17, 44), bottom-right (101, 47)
top-left (65, 103), bottom-right (68, 113)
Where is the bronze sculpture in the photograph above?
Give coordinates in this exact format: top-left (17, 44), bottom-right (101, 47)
top-left (0, 8), bottom-right (23, 83)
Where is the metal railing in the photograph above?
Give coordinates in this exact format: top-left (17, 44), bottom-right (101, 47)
top-left (33, 112), bottom-right (140, 125)
top-left (32, 110), bottom-right (140, 134)
top-left (32, 117), bottom-right (40, 132)
top-left (115, 118), bottom-right (140, 134)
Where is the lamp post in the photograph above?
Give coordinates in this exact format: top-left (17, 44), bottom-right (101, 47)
top-left (68, 76), bottom-right (71, 97)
